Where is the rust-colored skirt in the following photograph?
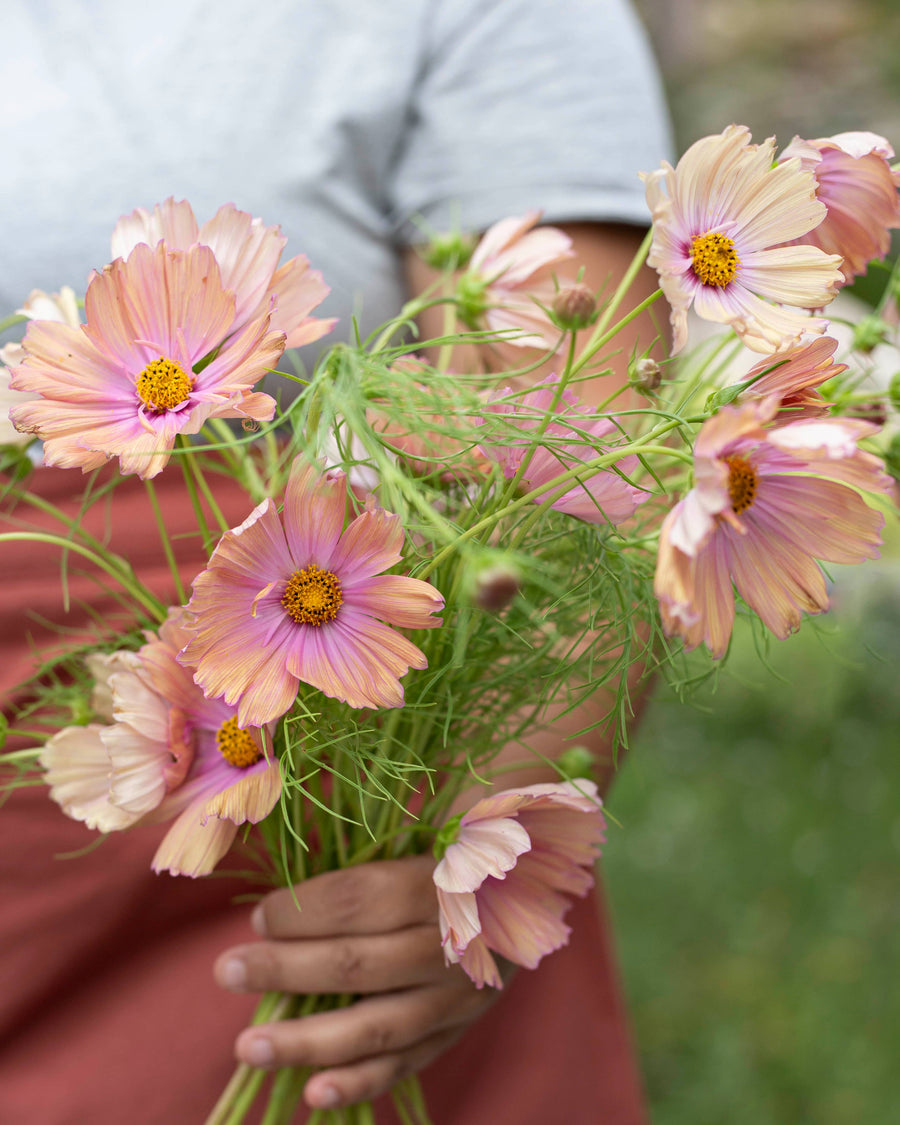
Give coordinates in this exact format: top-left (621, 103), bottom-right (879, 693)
top-left (0, 467), bottom-right (647, 1125)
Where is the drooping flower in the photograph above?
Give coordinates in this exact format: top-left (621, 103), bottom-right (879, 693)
top-left (40, 724), bottom-right (144, 834)
top-left (180, 458), bottom-right (445, 725)
top-left (779, 132), bottom-right (900, 284)
top-left (654, 400), bottom-right (891, 657)
top-left (478, 377), bottom-right (648, 525)
top-left (0, 287), bottom-right (81, 447)
top-left (433, 780), bottom-right (605, 989)
top-left (9, 242), bottom-right (285, 477)
top-left (455, 211), bottom-right (574, 359)
top-left (40, 611), bottom-right (281, 876)
top-left (736, 335), bottom-right (845, 422)
top-left (643, 125), bottom-right (844, 353)
top-left (111, 197), bottom-right (336, 349)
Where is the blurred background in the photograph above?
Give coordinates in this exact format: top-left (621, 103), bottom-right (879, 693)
top-left (603, 3), bottom-right (900, 1121)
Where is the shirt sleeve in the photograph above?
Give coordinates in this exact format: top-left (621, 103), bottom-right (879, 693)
top-left (389, 0), bottom-right (674, 243)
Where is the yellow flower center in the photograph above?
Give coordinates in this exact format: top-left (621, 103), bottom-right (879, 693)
top-left (136, 356), bottom-right (193, 410)
top-left (216, 716), bottom-right (262, 769)
top-left (690, 232), bottom-right (741, 287)
top-left (282, 564), bottom-right (344, 626)
top-left (725, 455), bottom-right (758, 514)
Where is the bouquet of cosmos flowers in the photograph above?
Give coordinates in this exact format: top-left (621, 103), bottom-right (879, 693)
top-left (2, 124), bottom-right (899, 1124)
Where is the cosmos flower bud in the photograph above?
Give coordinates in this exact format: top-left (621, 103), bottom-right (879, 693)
top-left (470, 559), bottom-right (522, 613)
top-left (842, 400), bottom-right (888, 427)
top-left (554, 744), bottom-right (595, 781)
top-left (551, 283), bottom-right (598, 331)
top-left (852, 314), bottom-right (890, 355)
top-left (422, 230), bottom-right (476, 272)
top-left (631, 356), bottom-right (662, 393)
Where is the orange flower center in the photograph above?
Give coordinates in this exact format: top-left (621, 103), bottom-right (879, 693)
top-left (690, 232), bottom-right (741, 287)
top-left (216, 716), bottom-right (262, 769)
top-left (136, 356), bottom-right (193, 410)
top-left (282, 564), bottom-right (343, 626)
top-left (725, 454), bottom-right (758, 514)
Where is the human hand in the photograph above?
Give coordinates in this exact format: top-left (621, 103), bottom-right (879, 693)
top-left (213, 855), bottom-right (504, 1111)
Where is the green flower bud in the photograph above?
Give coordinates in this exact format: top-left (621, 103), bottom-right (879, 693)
top-left (705, 381), bottom-right (746, 411)
top-left (421, 231), bottom-right (476, 272)
top-left (555, 745), bottom-right (595, 781)
top-left (455, 271), bottom-right (490, 328)
top-left (433, 813), bottom-right (463, 861)
top-left (852, 314), bottom-right (890, 354)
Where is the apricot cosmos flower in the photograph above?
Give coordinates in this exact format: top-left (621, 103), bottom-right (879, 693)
top-left (40, 611), bottom-right (280, 876)
top-left (456, 211), bottom-right (574, 359)
top-left (10, 243), bottom-right (285, 477)
top-left (433, 780), bottom-right (605, 989)
top-left (180, 458), bottom-right (445, 725)
top-left (0, 286), bottom-right (81, 447)
top-left (643, 125), bottom-right (844, 353)
top-left (479, 378), bottom-right (647, 524)
top-left (779, 132), bottom-right (900, 284)
top-left (654, 400), bottom-right (891, 657)
top-left (111, 197), bottom-right (336, 349)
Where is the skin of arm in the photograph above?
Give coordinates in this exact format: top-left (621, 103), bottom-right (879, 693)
top-left (213, 221), bottom-right (663, 1111)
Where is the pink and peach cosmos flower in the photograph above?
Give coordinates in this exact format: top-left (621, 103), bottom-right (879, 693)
top-left (736, 336), bottom-right (845, 423)
top-left (643, 125), bottom-right (844, 353)
top-left (478, 378), bottom-right (648, 524)
top-left (39, 611), bottom-right (281, 876)
top-left (10, 242), bottom-right (285, 477)
top-left (433, 780), bottom-right (605, 989)
top-left (654, 400), bottom-right (892, 657)
top-left (0, 286), bottom-right (81, 448)
top-left (456, 211), bottom-right (574, 359)
top-left (180, 458), bottom-right (445, 725)
top-left (779, 132), bottom-right (900, 284)
top-left (111, 197), bottom-right (336, 350)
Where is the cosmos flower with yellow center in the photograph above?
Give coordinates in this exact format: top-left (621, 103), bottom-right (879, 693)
top-left (642, 125), bottom-right (845, 354)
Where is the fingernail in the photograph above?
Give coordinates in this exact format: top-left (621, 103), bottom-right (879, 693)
top-left (250, 904), bottom-right (267, 936)
top-left (308, 1083), bottom-right (340, 1109)
top-left (219, 958), bottom-right (247, 991)
top-left (244, 1035), bottom-right (275, 1067)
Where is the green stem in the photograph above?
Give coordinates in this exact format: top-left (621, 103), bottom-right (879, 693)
top-left (259, 1065), bottom-right (310, 1125)
top-left (3, 484), bottom-right (139, 584)
top-left (143, 478), bottom-right (186, 604)
top-left (204, 1065), bottom-right (258, 1125)
top-left (178, 446), bottom-right (213, 552)
top-left (0, 312), bottom-right (27, 334)
top-left (369, 293), bottom-right (448, 353)
top-left (207, 417), bottom-right (270, 504)
top-left (494, 328), bottom-right (580, 513)
top-left (416, 423), bottom-right (690, 580)
top-left (570, 288), bottom-right (664, 379)
top-left (204, 993), bottom-right (296, 1125)
top-left (0, 748), bottom-right (42, 762)
top-left (436, 297), bottom-right (459, 372)
top-left (576, 228), bottom-right (653, 360)
top-left (0, 532), bottom-right (165, 621)
top-left (188, 452), bottom-right (231, 535)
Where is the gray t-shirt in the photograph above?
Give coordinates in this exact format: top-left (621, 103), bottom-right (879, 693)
top-left (1, 0), bottom-right (671, 349)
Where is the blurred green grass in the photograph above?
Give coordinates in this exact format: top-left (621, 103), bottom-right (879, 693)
top-left (604, 568), bottom-right (900, 1124)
